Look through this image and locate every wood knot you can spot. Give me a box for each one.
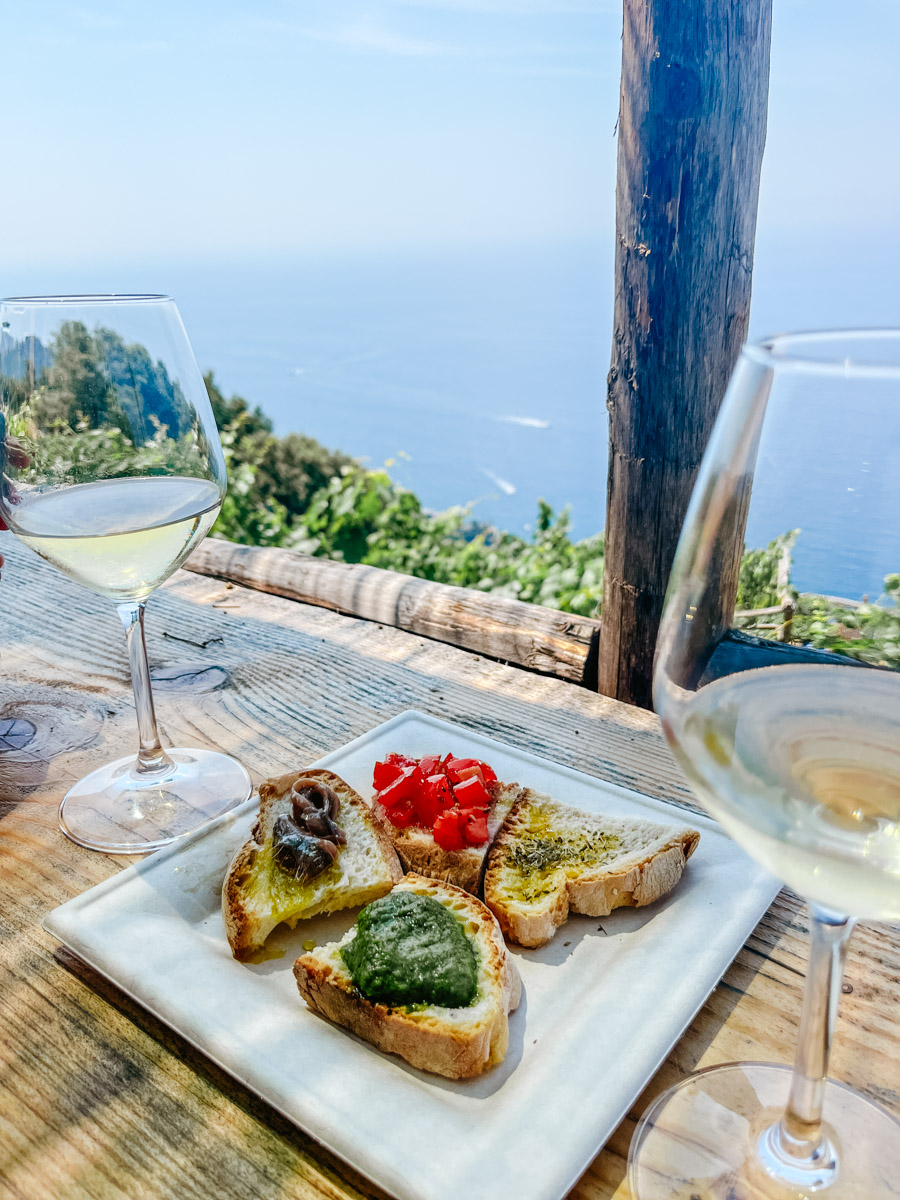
[0,718,36,753]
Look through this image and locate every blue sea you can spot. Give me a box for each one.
[5,234,899,598]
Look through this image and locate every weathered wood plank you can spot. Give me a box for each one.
[183,537,602,685]
[0,537,896,1200]
[598,0,773,707]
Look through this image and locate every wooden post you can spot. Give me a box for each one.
[597,0,773,708]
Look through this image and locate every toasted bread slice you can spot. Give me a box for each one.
[484,790,700,947]
[294,873,522,1079]
[373,780,523,894]
[223,768,403,962]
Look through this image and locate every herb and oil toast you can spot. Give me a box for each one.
[294,873,522,1079]
[223,768,402,962]
[483,790,700,947]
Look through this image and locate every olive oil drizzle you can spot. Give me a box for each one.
[501,807,621,903]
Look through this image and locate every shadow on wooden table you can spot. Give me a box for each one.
[51,945,393,1200]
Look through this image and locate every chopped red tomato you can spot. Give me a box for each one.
[416,773,454,826]
[384,801,417,828]
[372,753,416,792]
[418,753,442,777]
[462,810,489,846]
[452,774,491,811]
[445,756,497,787]
[443,756,477,783]
[478,761,497,785]
[376,763,423,809]
[454,763,486,788]
[433,808,466,851]
[372,751,497,846]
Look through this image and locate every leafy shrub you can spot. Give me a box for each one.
[288,466,605,615]
[736,532,900,667]
[788,583,900,668]
[204,373,353,548]
[736,531,797,610]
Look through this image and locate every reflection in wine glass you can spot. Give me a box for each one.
[629,331,900,1198]
[0,295,251,852]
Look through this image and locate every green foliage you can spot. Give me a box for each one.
[27,321,192,440]
[736,530,797,610]
[208,369,898,647]
[788,583,900,668]
[10,349,896,650]
[9,405,210,488]
[288,466,605,615]
[737,535,900,667]
[203,373,354,547]
[2,323,214,485]
[214,419,293,548]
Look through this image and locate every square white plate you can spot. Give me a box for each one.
[45,711,779,1200]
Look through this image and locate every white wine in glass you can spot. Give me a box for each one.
[0,294,251,853]
[14,475,223,600]
[631,330,900,1198]
[669,663,900,922]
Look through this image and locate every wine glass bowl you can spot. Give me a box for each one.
[629,330,900,1198]
[1,294,225,600]
[0,294,251,852]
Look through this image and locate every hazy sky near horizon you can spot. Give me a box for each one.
[1,0,897,268]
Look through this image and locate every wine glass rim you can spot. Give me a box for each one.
[744,328,900,376]
[0,293,174,305]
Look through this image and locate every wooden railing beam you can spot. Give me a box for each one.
[184,539,602,685]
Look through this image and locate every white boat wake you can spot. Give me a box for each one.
[479,468,517,496]
[494,415,550,429]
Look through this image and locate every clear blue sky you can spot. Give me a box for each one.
[1,0,897,268]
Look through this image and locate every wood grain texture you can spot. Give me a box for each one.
[598,0,773,707]
[0,537,897,1200]
[184,538,602,685]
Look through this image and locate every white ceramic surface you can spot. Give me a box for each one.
[44,710,780,1200]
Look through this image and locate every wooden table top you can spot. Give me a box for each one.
[1,537,897,1200]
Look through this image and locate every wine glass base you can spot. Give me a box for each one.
[627,1062,900,1199]
[58,748,252,853]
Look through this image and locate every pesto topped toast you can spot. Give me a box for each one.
[223,768,403,962]
[294,872,522,1079]
[483,789,700,947]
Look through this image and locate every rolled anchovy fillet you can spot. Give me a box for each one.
[272,777,348,882]
[272,815,339,881]
[291,780,346,843]
[292,779,342,822]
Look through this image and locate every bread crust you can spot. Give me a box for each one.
[294,873,522,1079]
[373,780,523,894]
[223,768,402,962]
[484,791,700,948]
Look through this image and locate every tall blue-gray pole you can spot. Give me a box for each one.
[597,0,773,707]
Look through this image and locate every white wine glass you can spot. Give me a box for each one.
[630,330,900,1197]
[0,294,251,852]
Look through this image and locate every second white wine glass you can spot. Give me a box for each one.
[0,294,251,852]
[631,330,900,1198]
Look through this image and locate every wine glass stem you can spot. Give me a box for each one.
[771,904,855,1161]
[117,600,174,775]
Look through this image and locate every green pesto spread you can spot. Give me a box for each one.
[341,891,477,1009]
